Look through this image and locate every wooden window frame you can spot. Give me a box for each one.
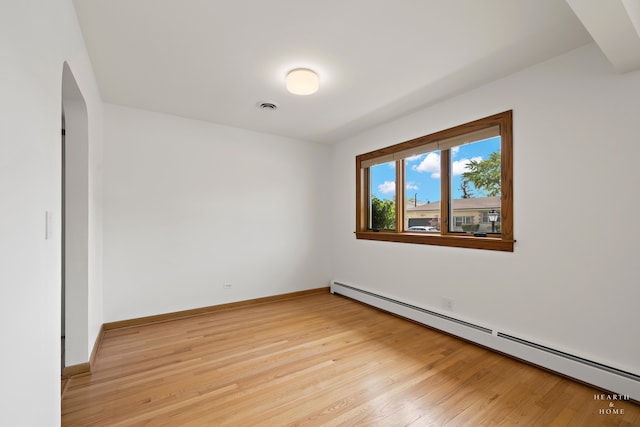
[355,110,514,252]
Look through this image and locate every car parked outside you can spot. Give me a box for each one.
[407,226,438,232]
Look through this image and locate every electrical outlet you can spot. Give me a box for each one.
[223,283,232,289]
[442,296,454,311]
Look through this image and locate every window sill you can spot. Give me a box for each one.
[355,231,514,252]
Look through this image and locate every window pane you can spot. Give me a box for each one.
[369,161,396,230]
[449,136,501,233]
[404,151,441,231]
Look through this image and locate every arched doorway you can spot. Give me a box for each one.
[61,62,89,370]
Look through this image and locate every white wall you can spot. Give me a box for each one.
[0,0,103,425]
[102,104,331,322]
[331,43,640,376]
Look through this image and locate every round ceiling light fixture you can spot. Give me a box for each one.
[286,68,319,95]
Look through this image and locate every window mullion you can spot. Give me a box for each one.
[440,149,451,235]
[361,166,369,231]
[396,159,404,232]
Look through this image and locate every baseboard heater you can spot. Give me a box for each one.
[330,281,639,401]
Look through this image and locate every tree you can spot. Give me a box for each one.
[371,196,395,230]
[461,151,501,197]
[459,181,474,199]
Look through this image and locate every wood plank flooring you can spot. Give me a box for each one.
[62,293,639,426]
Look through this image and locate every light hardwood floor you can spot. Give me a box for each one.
[62,292,639,426]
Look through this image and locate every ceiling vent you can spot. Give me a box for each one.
[257,102,277,110]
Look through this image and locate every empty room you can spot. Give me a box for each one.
[2,0,640,425]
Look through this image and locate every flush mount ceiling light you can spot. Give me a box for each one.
[286,68,319,95]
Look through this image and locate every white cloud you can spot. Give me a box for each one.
[410,152,485,177]
[378,181,396,194]
[452,156,483,176]
[412,152,441,178]
[406,182,419,191]
[405,154,424,162]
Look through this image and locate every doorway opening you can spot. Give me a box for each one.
[61,113,66,372]
[61,62,89,372]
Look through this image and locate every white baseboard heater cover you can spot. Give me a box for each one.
[330,281,639,401]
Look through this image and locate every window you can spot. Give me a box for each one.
[355,111,514,251]
[369,161,396,230]
[454,216,474,227]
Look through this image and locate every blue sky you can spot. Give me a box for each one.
[370,136,500,203]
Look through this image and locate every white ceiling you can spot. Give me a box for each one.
[72,0,639,143]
